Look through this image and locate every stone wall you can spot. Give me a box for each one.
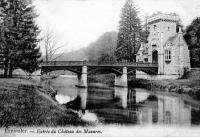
[136,70,179,80]
[163,39,179,75]
[163,33,190,76]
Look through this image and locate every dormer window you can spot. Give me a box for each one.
[166,42,172,47]
[165,50,171,62]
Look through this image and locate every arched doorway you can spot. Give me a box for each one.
[152,50,158,63]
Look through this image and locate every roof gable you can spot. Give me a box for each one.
[164,34,188,48]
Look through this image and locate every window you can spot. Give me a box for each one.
[152,50,158,63]
[166,111,171,124]
[165,50,171,61]
[168,26,170,31]
[154,25,157,31]
[144,58,148,62]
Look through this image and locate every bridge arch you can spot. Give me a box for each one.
[87,67,123,76]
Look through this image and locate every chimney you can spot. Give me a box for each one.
[178,26,183,34]
[178,26,183,43]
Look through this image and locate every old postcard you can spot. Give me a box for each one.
[0,0,200,137]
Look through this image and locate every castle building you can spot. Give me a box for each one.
[136,13,191,76]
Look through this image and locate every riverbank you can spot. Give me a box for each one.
[129,78,200,101]
[88,71,200,102]
[0,78,87,127]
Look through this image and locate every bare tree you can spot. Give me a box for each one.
[43,29,66,62]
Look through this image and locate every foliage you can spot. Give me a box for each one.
[184,17,200,68]
[115,0,143,62]
[0,0,42,76]
[86,31,118,62]
[57,31,117,62]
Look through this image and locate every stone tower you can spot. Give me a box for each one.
[136,13,191,78]
[147,13,180,74]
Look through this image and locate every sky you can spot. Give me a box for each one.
[34,0,200,53]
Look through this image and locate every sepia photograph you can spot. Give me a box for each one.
[0,0,200,137]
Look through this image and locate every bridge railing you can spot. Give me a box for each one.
[42,61,87,66]
[41,61,158,67]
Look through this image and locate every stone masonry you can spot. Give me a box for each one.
[136,13,191,76]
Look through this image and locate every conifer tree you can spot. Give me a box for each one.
[0,0,12,77]
[0,0,42,77]
[17,2,42,74]
[115,0,142,62]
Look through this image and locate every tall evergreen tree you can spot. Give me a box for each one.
[0,0,42,77]
[17,2,42,74]
[115,0,142,62]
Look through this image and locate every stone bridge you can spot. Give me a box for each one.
[41,61,158,88]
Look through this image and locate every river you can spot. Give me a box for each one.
[47,74,200,126]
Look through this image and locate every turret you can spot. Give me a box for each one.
[147,13,180,74]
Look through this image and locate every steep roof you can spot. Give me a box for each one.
[167,35,177,42]
[163,34,177,47]
[164,33,188,48]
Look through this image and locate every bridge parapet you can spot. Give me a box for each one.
[42,61,158,68]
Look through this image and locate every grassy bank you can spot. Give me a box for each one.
[88,72,200,102]
[129,78,200,100]
[0,78,87,127]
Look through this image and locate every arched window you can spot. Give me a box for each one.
[152,50,158,63]
[165,50,171,61]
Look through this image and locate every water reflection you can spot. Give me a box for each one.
[77,87,87,111]
[116,88,191,126]
[77,87,193,126]
[45,75,200,126]
[157,95,191,125]
[96,88,194,125]
[114,86,128,108]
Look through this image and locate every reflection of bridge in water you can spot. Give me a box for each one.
[41,61,158,88]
